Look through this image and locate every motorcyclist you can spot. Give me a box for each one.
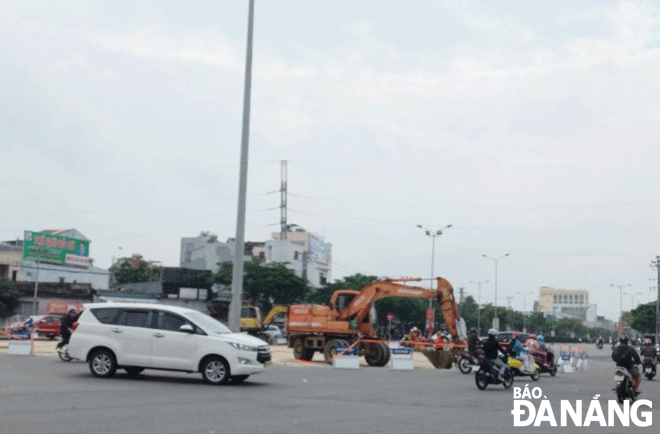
[525,333,540,352]
[536,334,553,367]
[467,328,481,357]
[56,309,79,351]
[597,336,604,348]
[612,335,642,395]
[484,328,508,379]
[640,338,657,362]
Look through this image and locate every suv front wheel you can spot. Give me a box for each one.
[89,349,117,378]
[201,356,230,385]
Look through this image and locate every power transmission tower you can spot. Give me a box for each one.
[280,160,288,239]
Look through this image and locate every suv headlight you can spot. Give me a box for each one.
[229,342,258,351]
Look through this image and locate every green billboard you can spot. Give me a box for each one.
[23,230,90,266]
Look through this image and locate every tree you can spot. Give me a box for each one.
[0,279,20,319]
[630,302,657,334]
[214,261,311,312]
[114,260,159,284]
[308,273,379,304]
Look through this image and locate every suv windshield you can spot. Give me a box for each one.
[183,311,232,334]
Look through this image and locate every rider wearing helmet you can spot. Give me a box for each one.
[525,333,540,352]
[467,328,481,357]
[640,338,657,361]
[612,335,642,395]
[484,328,508,378]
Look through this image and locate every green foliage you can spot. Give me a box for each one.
[214,261,311,312]
[114,260,160,284]
[0,279,20,319]
[308,273,378,304]
[630,302,657,334]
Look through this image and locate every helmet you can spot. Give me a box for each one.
[619,335,629,344]
[537,335,545,342]
[530,334,537,340]
[643,338,652,345]
[488,328,498,336]
[470,328,477,333]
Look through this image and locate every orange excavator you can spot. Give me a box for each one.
[286,277,465,368]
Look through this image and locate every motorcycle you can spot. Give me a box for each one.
[642,357,656,380]
[57,344,73,362]
[532,351,558,377]
[508,353,541,381]
[613,367,638,404]
[596,340,603,350]
[457,349,483,374]
[475,356,514,390]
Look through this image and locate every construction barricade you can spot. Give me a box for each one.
[389,345,414,371]
[332,343,360,370]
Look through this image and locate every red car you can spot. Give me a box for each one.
[34,315,64,339]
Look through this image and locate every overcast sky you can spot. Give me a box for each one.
[2,0,659,322]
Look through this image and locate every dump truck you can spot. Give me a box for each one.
[286,277,465,367]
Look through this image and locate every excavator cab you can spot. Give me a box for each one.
[330,290,359,314]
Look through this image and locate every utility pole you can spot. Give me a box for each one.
[280,160,288,240]
[471,280,489,335]
[651,257,660,345]
[229,0,255,332]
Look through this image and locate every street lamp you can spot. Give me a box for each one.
[471,280,489,335]
[611,283,631,320]
[624,292,641,310]
[417,224,452,308]
[482,253,510,329]
[517,291,532,332]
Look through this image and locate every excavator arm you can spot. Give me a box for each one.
[335,277,462,343]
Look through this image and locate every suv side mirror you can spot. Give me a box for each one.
[179,324,194,333]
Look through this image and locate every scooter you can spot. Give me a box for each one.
[57,344,73,361]
[642,357,656,380]
[532,351,558,377]
[508,354,541,381]
[613,367,638,404]
[475,355,514,390]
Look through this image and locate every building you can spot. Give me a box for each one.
[179,228,332,290]
[538,285,592,321]
[19,229,109,290]
[180,232,233,272]
[0,239,22,281]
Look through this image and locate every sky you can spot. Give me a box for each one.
[1,0,659,322]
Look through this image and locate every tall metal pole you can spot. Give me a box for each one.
[417,224,452,308]
[518,291,532,332]
[471,280,488,335]
[610,283,631,324]
[652,257,660,345]
[483,253,509,329]
[229,0,255,332]
[32,261,40,315]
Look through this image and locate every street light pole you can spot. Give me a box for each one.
[611,283,631,322]
[471,280,489,335]
[417,224,452,308]
[517,291,532,332]
[624,292,641,310]
[482,253,510,330]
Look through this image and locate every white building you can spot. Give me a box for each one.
[179,229,332,289]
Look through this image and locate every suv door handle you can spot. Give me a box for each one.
[153,333,164,338]
[111,328,122,333]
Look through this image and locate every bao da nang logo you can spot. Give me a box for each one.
[512,385,652,427]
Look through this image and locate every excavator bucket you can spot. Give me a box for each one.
[420,349,454,369]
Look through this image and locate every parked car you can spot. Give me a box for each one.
[496,331,530,343]
[261,325,286,345]
[34,314,64,339]
[68,303,271,385]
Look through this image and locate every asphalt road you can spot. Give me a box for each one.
[1,346,658,434]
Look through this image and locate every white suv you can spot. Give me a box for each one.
[68,303,270,385]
